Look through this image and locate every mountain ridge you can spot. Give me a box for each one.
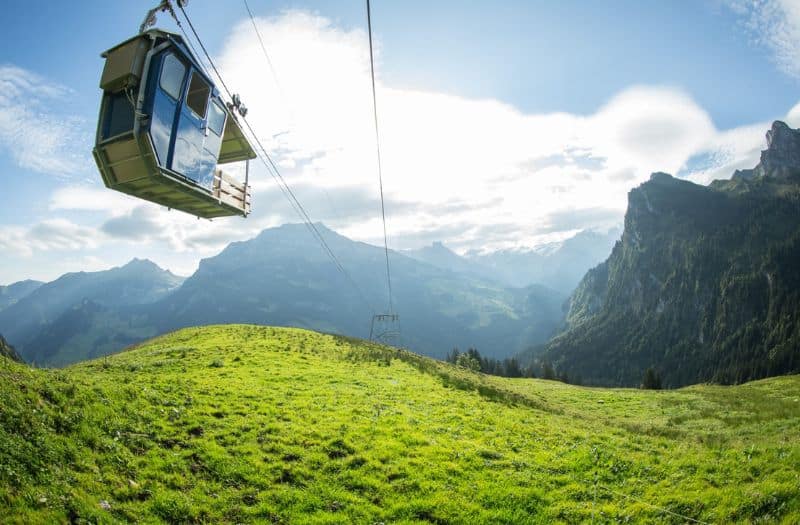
[2,225,566,366]
[0,279,44,311]
[522,121,800,387]
[0,258,183,365]
[0,333,21,362]
[403,228,620,294]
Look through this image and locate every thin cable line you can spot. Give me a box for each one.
[242,0,287,103]
[366,0,394,313]
[177,4,234,99]
[240,117,376,312]
[172,4,376,313]
[239,0,374,310]
[598,485,710,524]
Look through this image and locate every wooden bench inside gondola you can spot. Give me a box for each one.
[92,29,256,218]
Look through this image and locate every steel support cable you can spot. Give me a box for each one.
[177,4,235,100]
[172,4,376,313]
[365,0,394,313]
[239,1,377,312]
[240,0,393,316]
[242,0,288,104]
[241,118,377,312]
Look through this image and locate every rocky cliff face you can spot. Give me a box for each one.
[521,121,800,387]
[735,120,800,180]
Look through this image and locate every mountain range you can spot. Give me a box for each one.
[4,121,799,387]
[0,259,183,366]
[523,121,800,387]
[0,279,43,310]
[0,225,592,366]
[403,228,619,294]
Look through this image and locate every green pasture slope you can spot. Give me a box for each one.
[1,325,799,523]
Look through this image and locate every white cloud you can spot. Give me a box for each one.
[0,65,90,177]
[211,10,786,252]
[99,204,265,253]
[0,219,101,257]
[49,185,140,215]
[4,9,796,285]
[682,122,768,184]
[726,0,800,78]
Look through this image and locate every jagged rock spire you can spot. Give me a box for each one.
[732,121,800,180]
[755,120,800,178]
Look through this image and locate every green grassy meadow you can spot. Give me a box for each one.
[1,325,799,523]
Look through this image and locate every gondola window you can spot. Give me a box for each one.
[186,72,210,118]
[160,54,186,101]
[208,101,226,136]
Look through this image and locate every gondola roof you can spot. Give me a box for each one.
[100,29,256,164]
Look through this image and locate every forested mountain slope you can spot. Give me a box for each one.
[524,121,800,387]
[0,260,183,365]
[0,280,43,311]
[0,334,21,362]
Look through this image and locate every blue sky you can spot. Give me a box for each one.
[1,0,799,283]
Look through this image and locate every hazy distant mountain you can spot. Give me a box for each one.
[404,229,620,294]
[0,259,183,364]
[522,121,800,387]
[0,280,43,311]
[1,225,566,366]
[154,224,566,360]
[403,242,492,279]
[467,229,620,292]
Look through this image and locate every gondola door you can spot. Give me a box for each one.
[172,68,217,189]
[150,52,187,170]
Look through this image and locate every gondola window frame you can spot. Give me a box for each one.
[159,52,187,101]
[208,100,226,136]
[186,71,211,119]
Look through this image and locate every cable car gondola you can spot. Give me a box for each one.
[93,28,256,218]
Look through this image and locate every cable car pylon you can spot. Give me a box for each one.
[363,0,400,348]
[369,313,400,347]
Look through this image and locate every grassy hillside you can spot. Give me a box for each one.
[1,326,799,523]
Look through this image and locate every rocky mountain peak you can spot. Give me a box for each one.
[755,120,800,178]
[649,171,674,182]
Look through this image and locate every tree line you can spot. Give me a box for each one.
[444,347,663,389]
[444,348,541,379]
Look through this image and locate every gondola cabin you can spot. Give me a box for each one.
[93,29,256,218]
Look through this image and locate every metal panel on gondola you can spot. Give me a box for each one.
[92,29,256,218]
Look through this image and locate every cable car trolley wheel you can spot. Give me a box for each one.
[92,26,256,219]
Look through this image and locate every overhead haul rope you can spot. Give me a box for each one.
[240,0,395,316]
[242,0,287,106]
[365,0,395,313]
[173,4,376,313]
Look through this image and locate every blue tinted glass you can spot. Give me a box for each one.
[159,54,186,100]
[209,101,226,136]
